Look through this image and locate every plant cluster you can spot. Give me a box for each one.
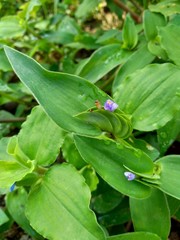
[0,0,180,239]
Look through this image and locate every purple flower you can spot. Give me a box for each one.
[124,172,136,181]
[104,99,118,112]
[10,183,15,192]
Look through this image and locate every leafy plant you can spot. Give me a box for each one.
[0,0,180,239]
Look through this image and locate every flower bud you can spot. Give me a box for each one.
[124,172,136,181]
[104,99,118,112]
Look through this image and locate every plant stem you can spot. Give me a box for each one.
[113,0,141,23]
[143,0,148,9]
[0,117,26,123]
[129,0,143,12]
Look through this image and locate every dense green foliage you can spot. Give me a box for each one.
[0,0,180,239]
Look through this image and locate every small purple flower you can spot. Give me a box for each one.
[104,99,118,112]
[124,172,136,181]
[10,183,15,192]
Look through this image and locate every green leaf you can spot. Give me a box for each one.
[74,135,153,199]
[149,0,180,17]
[0,137,35,188]
[0,137,14,161]
[143,10,166,41]
[62,134,86,169]
[0,208,9,226]
[0,16,25,39]
[169,14,180,25]
[75,0,100,19]
[157,111,180,155]
[126,136,159,161]
[148,38,168,60]
[77,44,131,83]
[113,44,155,92]
[80,165,99,192]
[98,199,131,227]
[130,189,170,240]
[96,29,121,45]
[47,16,80,45]
[159,24,180,66]
[4,46,111,136]
[0,160,34,188]
[0,48,12,71]
[26,164,105,240]
[107,232,161,240]
[6,188,43,239]
[114,63,180,131]
[21,0,42,20]
[155,155,180,199]
[122,14,138,50]
[18,106,65,166]
[76,109,133,139]
[175,207,180,220]
[166,195,180,216]
[76,110,113,133]
[92,188,123,214]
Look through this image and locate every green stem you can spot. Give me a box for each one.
[54,0,58,15]
[129,0,143,12]
[143,0,148,9]
[0,117,26,123]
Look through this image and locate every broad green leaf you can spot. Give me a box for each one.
[0,80,12,93]
[159,24,180,66]
[76,109,133,139]
[0,111,16,134]
[47,16,80,44]
[75,0,100,19]
[6,188,43,239]
[80,165,99,192]
[4,46,111,136]
[143,10,166,41]
[0,137,35,188]
[149,0,180,17]
[166,195,180,216]
[175,207,180,220]
[169,14,180,25]
[92,188,123,214]
[96,29,121,45]
[0,159,34,188]
[122,14,138,50]
[0,49,12,71]
[114,63,180,131]
[157,111,180,155]
[155,155,180,199]
[74,135,153,199]
[77,44,131,83]
[18,106,65,166]
[113,44,154,92]
[0,16,25,39]
[98,199,131,227]
[62,134,86,169]
[0,208,9,226]
[26,164,105,240]
[107,232,161,240]
[19,0,42,20]
[0,137,13,161]
[126,136,159,161]
[148,38,168,60]
[130,189,170,240]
